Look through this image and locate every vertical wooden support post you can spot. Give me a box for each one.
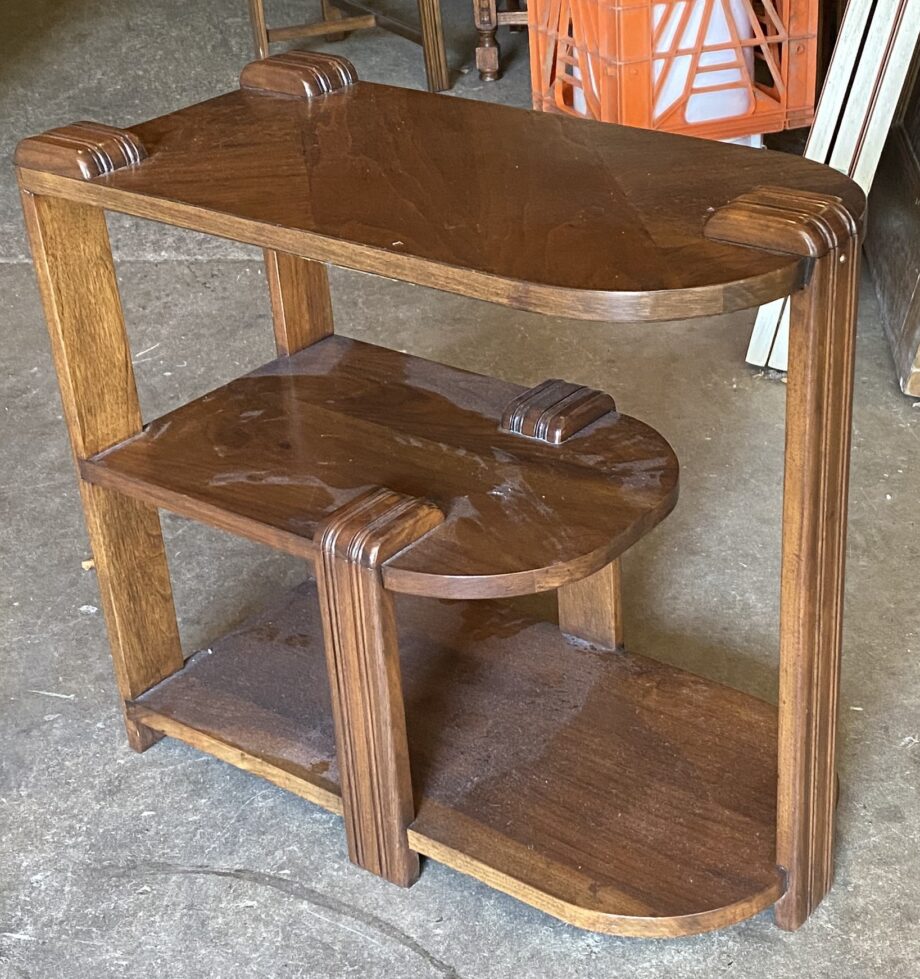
[247,0,270,59]
[558,559,624,650]
[20,190,184,752]
[705,187,861,930]
[417,0,450,92]
[314,488,444,885]
[473,0,500,81]
[263,250,335,356]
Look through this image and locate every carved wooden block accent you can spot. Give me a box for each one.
[240,51,358,99]
[314,487,444,886]
[15,122,146,181]
[708,184,861,931]
[704,186,860,258]
[500,378,616,444]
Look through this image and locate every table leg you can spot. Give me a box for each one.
[314,488,444,886]
[263,251,335,356]
[558,559,624,650]
[21,191,183,751]
[705,187,861,930]
[775,208,860,931]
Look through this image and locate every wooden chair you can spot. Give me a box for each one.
[247,0,451,91]
[473,0,527,80]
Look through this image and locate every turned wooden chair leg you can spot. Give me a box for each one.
[247,0,270,59]
[314,488,444,885]
[474,0,501,81]
[263,251,335,356]
[21,191,183,752]
[705,186,861,930]
[558,559,624,650]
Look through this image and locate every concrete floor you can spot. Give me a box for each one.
[2,3,919,977]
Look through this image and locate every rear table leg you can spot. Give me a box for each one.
[558,559,624,650]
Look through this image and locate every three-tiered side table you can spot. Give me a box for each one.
[18,52,864,938]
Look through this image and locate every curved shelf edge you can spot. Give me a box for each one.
[17,166,809,323]
[407,826,784,938]
[382,487,680,598]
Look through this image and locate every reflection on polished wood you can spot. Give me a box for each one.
[81,336,678,599]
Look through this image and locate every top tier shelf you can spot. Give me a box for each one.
[15,56,865,322]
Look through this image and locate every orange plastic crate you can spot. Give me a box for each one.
[528,0,818,140]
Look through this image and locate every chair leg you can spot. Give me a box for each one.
[247,0,270,59]
[473,0,500,81]
[320,0,349,42]
[417,0,450,92]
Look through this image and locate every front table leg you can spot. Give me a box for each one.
[314,488,444,886]
[705,187,861,929]
[21,191,184,751]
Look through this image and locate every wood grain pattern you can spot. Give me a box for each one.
[21,191,182,750]
[263,250,334,355]
[240,51,358,99]
[557,558,624,650]
[500,378,616,444]
[314,488,443,884]
[706,186,861,930]
[79,336,679,599]
[15,122,146,181]
[131,581,783,936]
[16,82,866,321]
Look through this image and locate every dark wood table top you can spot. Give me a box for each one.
[17,75,865,322]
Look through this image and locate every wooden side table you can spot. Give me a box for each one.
[17,52,865,938]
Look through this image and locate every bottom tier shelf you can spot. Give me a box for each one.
[130,582,783,937]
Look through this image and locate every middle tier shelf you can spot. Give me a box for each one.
[81,335,679,598]
[130,581,783,938]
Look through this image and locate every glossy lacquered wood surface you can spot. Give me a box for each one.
[81,335,679,598]
[131,582,783,937]
[18,79,864,320]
